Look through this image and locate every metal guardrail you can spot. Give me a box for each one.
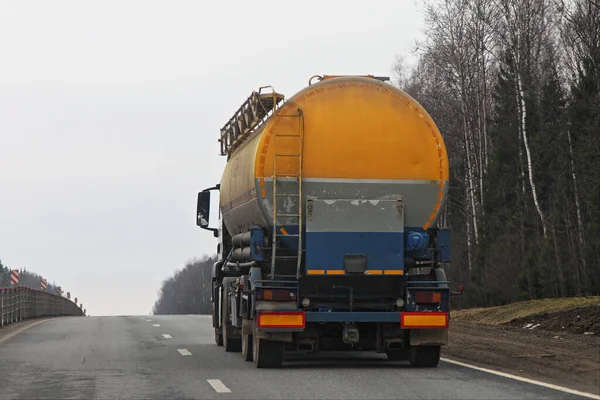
[0,286,84,328]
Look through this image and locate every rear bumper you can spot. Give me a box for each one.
[255,310,449,346]
[258,310,448,327]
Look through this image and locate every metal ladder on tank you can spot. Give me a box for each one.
[270,107,304,280]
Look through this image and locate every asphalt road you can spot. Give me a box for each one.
[0,315,593,399]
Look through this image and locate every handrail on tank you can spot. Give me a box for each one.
[308,75,323,85]
[309,75,390,85]
[218,86,285,156]
[257,86,277,95]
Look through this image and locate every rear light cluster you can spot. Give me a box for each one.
[414,291,442,304]
[255,289,296,301]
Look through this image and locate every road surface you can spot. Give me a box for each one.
[0,315,594,399]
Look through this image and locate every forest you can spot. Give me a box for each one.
[395,0,598,306]
[153,0,598,314]
[152,256,215,315]
[0,258,61,294]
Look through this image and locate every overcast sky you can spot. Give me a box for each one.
[0,0,425,316]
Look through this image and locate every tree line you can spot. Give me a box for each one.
[395,0,599,306]
[152,256,215,315]
[0,258,62,294]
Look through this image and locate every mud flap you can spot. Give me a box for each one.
[410,328,448,346]
[254,330,294,343]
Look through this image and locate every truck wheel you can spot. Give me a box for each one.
[242,333,253,361]
[253,334,284,368]
[215,329,223,346]
[224,328,242,352]
[386,350,407,361]
[408,345,440,367]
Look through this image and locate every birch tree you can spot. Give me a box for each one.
[394,0,599,305]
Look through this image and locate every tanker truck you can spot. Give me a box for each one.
[196,74,457,368]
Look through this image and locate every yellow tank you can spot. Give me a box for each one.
[219,75,449,236]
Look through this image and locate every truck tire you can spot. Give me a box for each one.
[215,329,223,346]
[408,345,440,367]
[221,280,242,352]
[253,334,284,368]
[242,333,253,361]
[223,326,242,352]
[386,350,407,361]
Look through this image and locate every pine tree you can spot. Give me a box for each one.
[568,53,600,294]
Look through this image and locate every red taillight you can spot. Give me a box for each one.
[414,291,442,304]
[257,289,294,301]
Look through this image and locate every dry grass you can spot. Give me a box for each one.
[451,296,600,325]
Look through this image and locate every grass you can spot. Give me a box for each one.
[451,296,600,325]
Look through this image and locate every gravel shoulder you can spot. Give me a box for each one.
[445,298,600,395]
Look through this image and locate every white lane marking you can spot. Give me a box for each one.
[153,324,161,327]
[177,349,192,356]
[207,379,231,393]
[441,358,600,400]
[162,334,172,339]
[145,319,152,322]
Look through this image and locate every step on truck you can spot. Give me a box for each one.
[196,74,459,368]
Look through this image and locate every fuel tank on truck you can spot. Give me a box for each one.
[219,75,449,257]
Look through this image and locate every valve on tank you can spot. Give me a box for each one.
[406,231,430,252]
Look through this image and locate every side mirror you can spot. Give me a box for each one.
[197,191,211,228]
[196,188,219,237]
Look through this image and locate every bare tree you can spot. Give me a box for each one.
[394,0,599,305]
[153,256,215,315]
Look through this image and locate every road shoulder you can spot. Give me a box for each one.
[444,320,600,396]
[0,317,56,344]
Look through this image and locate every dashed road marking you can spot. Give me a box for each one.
[207,379,231,393]
[441,358,600,400]
[162,334,172,339]
[145,319,152,322]
[177,349,192,356]
[153,324,160,327]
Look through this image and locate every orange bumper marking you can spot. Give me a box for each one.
[401,312,449,329]
[306,270,403,275]
[384,270,404,275]
[307,270,325,275]
[326,270,345,275]
[257,312,305,329]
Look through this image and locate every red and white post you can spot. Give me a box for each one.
[10,270,19,285]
